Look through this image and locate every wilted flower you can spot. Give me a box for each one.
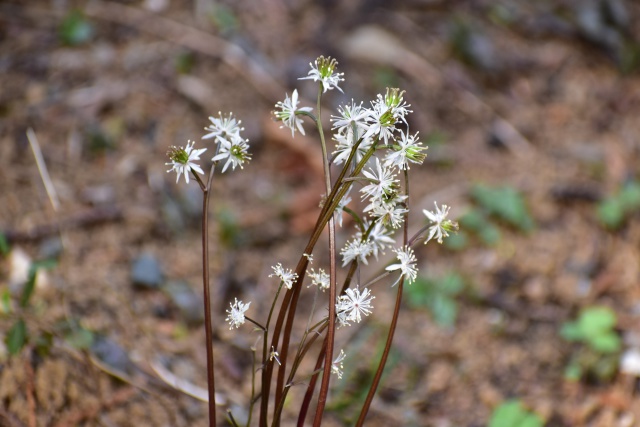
[166,140,207,184]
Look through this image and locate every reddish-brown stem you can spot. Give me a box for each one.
[194,171,217,427]
[355,169,411,426]
[297,339,327,427]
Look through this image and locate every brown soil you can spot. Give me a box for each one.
[1,1,640,426]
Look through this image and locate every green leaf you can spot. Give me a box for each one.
[597,198,625,229]
[619,181,640,211]
[0,289,11,314]
[6,319,27,355]
[438,273,464,295]
[443,231,468,250]
[430,293,458,327]
[0,232,9,256]
[520,414,544,427]
[459,209,487,232]
[489,400,525,427]
[471,185,535,232]
[564,361,582,381]
[560,322,582,341]
[59,10,94,46]
[578,307,616,336]
[65,327,95,350]
[20,268,37,308]
[588,333,621,354]
[489,400,543,427]
[478,223,501,245]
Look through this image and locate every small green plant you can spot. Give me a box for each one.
[3,259,57,355]
[597,180,640,229]
[405,272,465,328]
[560,306,621,381]
[489,399,544,427]
[446,184,532,250]
[471,184,535,232]
[59,10,94,46]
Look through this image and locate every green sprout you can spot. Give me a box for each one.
[560,306,621,382]
[405,273,465,328]
[489,400,544,427]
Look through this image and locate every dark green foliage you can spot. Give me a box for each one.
[6,319,27,355]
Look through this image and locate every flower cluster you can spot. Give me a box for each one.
[166,113,251,183]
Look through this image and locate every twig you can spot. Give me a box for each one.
[27,128,60,211]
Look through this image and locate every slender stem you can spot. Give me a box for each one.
[355,169,410,426]
[264,136,376,427]
[312,83,338,427]
[194,171,217,427]
[247,346,257,427]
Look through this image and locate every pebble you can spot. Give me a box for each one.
[162,281,204,325]
[131,253,163,289]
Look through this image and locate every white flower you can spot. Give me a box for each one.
[211,135,251,173]
[331,100,371,139]
[336,287,375,325]
[360,158,398,201]
[357,221,395,260]
[384,130,427,170]
[332,349,346,379]
[270,263,298,289]
[365,195,408,229]
[203,112,244,141]
[166,140,207,184]
[386,246,418,285]
[332,132,374,166]
[274,89,313,137]
[423,202,457,244]
[226,298,250,329]
[340,238,373,267]
[299,56,344,93]
[307,268,330,291]
[380,87,412,124]
[363,100,397,145]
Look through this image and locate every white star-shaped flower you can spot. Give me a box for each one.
[202,112,244,141]
[331,349,346,379]
[335,287,375,326]
[299,56,344,93]
[274,89,313,137]
[211,135,251,173]
[423,202,457,244]
[307,268,330,291]
[166,140,207,184]
[386,246,418,285]
[360,158,398,201]
[270,263,298,289]
[384,130,427,170]
[340,238,373,267]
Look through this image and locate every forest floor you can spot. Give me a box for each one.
[1,1,640,426]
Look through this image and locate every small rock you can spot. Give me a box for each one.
[162,281,204,325]
[620,348,640,376]
[91,336,137,376]
[131,253,163,289]
[38,237,63,260]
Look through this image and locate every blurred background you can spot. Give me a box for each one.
[1,0,640,426]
